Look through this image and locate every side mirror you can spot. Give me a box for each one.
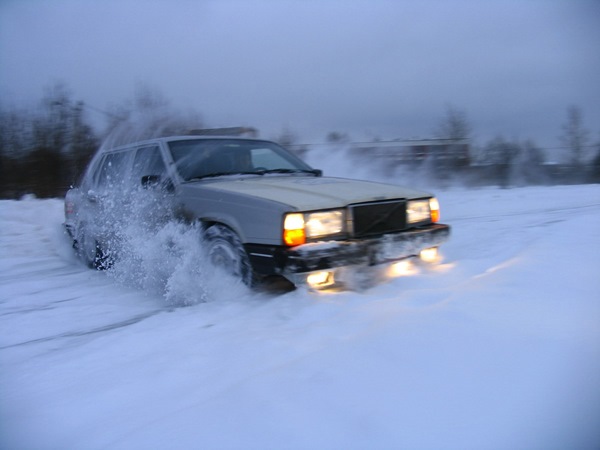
[141,175,175,193]
[86,189,99,202]
[141,175,161,189]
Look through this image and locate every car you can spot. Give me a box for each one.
[64,135,450,290]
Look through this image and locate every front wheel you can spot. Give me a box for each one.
[204,225,254,286]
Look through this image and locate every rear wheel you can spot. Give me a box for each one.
[76,225,111,269]
[205,225,254,286]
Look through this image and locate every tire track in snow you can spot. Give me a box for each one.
[0,309,167,350]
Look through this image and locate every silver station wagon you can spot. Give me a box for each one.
[64,135,450,290]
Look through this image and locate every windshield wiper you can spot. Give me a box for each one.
[257,168,322,176]
[187,171,265,181]
[186,168,321,181]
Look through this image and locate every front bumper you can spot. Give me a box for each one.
[284,223,450,274]
[246,223,450,282]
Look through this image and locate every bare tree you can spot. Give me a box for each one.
[433,104,472,172]
[591,134,600,182]
[435,104,471,140]
[560,105,590,166]
[0,105,31,159]
[481,136,519,165]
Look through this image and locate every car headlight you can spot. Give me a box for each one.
[407,198,440,224]
[283,210,344,246]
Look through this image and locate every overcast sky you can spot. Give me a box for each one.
[1,0,599,150]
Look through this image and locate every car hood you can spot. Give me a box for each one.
[189,175,431,211]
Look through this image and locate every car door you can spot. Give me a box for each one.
[131,145,170,189]
[129,145,176,226]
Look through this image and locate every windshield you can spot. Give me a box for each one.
[168,139,317,181]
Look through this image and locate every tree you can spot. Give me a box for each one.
[479,136,521,187]
[480,136,519,166]
[590,135,600,182]
[0,106,31,159]
[68,101,99,183]
[512,139,546,185]
[433,104,472,172]
[0,106,32,197]
[435,104,471,141]
[560,105,590,166]
[478,137,548,187]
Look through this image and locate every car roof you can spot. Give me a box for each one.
[100,135,272,153]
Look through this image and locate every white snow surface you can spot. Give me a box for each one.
[1,185,600,449]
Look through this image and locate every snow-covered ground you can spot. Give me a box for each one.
[1,183,599,449]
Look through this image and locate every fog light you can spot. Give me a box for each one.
[419,247,439,263]
[387,260,414,277]
[306,271,335,288]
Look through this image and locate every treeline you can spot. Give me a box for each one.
[0,83,202,199]
[471,134,600,188]
[1,84,99,198]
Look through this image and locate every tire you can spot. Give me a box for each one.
[204,224,254,286]
[75,225,111,270]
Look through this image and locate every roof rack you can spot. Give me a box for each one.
[187,127,258,137]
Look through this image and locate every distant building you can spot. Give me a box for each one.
[349,138,470,165]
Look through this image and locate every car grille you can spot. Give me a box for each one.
[349,199,407,237]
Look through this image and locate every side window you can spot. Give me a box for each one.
[79,155,103,190]
[95,152,130,191]
[131,146,168,186]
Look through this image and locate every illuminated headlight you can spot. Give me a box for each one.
[305,210,344,238]
[283,210,344,246]
[407,199,431,224]
[407,198,440,224]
